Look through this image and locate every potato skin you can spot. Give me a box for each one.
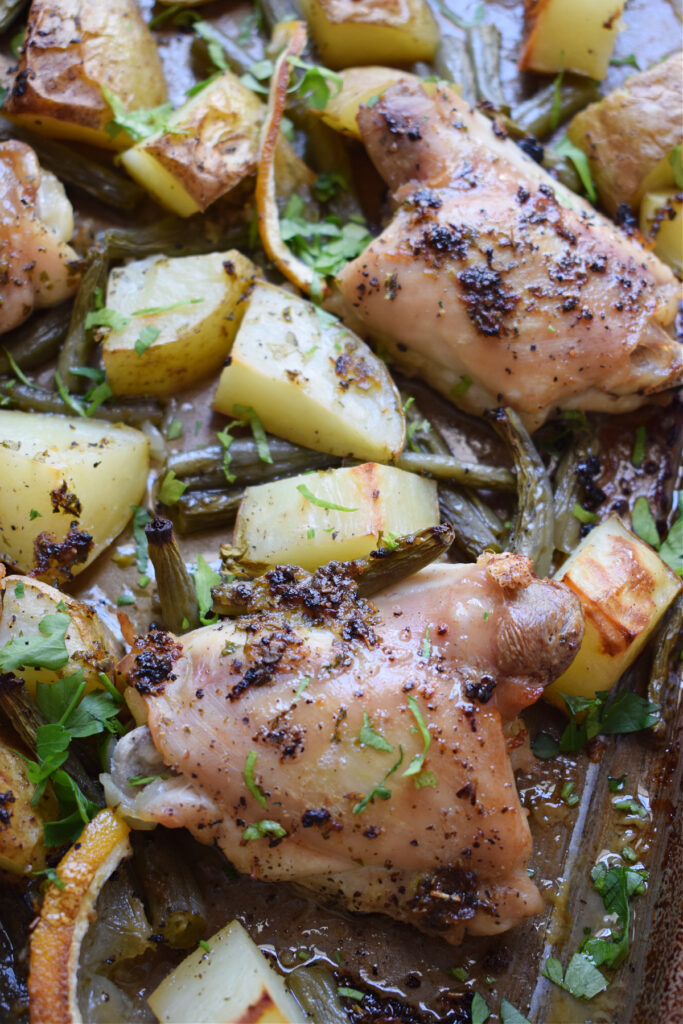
[568,52,683,215]
[3,0,167,149]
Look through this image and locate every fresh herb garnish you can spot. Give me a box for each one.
[166,418,183,440]
[614,796,647,818]
[101,86,175,142]
[133,298,203,317]
[158,470,187,506]
[131,505,152,574]
[279,194,372,290]
[631,496,660,548]
[54,371,85,418]
[532,689,658,758]
[198,939,213,953]
[579,862,648,968]
[292,677,310,704]
[127,774,169,786]
[244,750,267,808]
[14,581,24,598]
[403,696,431,778]
[232,404,272,464]
[631,425,646,468]
[287,56,342,109]
[353,745,404,814]
[451,374,473,398]
[500,1001,532,1024]
[421,626,431,659]
[242,819,287,841]
[84,307,130,332]
[572,502,599,524]
[29,510,42,520]
[610,54,640,68]
[608,774,626,792]
[33,866,65,890]
[296,483,358,512]
[359,712,393,752]
[313,170,348,202]
[561,780,579,807]
[193,554,221,626]
[0,612,70,671]
[337,987,364,1001]
[471,992,490,1024]
[134,325,161,356]
[543,953,607,1000]
[659,493,683,575]
[555,136,597,203]
[3,347,31,386]
[669,144,683,189]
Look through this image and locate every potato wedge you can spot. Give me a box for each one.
[545,517,682,708]
[102,250,256,397]
[316,66,420,138]
[234,463,439,571]
[567,53,683,214]
[0,411,148,577]
[149,919,305,1024]
[640,190,683,275]
[0,741,54,874]
[0,575,116,697]
[2,0,167,150]
[519,0,625,80]
[299,0,439,69]
[213,281,405,461]
[120,71,264,217]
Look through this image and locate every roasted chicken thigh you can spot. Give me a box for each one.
[335,82,682,429]
[107,552,584,944]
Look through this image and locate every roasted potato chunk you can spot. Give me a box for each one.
[519,0,625,80]
[0,742,54,874]
[120,71,264,217]
[567,52,683,214]
[299,0,439,69]
[2,0,167,150]
[640,190,683,275]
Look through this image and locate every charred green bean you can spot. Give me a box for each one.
[434,35,477,106]
[168,437,337,489]
[175,489,243,534]
[466,23,508,112]
[513,76,599,140]
[145,518,200,632]
[553,432,601,555]
[396,450,515,490]
[100,217,249,261]
[438,486,501,558]
[57,247,109,393]
[648,593,683,740]
[0,302,71,375]
[487,407,555,575]
[287,965,351,1024]
[133,830,207,950]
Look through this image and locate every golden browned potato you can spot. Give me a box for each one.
[0,742,54,875]
[299,0,439,69]
[519,0,625,79]
[640,190,682,275]
[2,0,167,150]
[567,52,683,215]
[120,71,264,217]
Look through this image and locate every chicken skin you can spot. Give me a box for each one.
[106,552,584,944]
[0,140,79,334]
[335,82,682,430]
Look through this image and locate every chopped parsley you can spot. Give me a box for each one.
[134,325,161,356]
[217,421,241,483]
[572,502,599,525]
[33,866,65,890]
[198,939,213,953]
[560,780,579,807]
[193,554,221,626]
[0,611,70,671]
[292,677,310,705]
[358,712,393,753]
[659,493,683,575]
[580,862,648,968]
[532,689,659,758]
[337,987,364,1002]
[84,307,130,332]
[101,86,175,142]
[166,418,183,440]
[554,136,597,203]
[244,750,267,808]
[296,483,358,512]
[352,745,404,814]
[631,425,646,468]
[130,505,152,575]
[133,298,203,317]
[242,819,287,841]
[54,371,85,418]
[232,404,272,464]
[14,581,24,598]
[543,953,607,1000]
[403,696,431,778]
[421,626,431,659]
[127,774,169,786]
[451,374,473,399]
[610,54,640,68]
[29,509,42,520]
[158,470,187,506]
[3,347,31,386]
[471,992,490,1024]
[631,496,660,548]
[287,56,342,109]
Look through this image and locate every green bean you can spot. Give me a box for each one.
[553,433,601,555]
[190,22,255,77]
[438,486,500,558]
[396,450,515,490]
[648,594,683,741]
[133,830,207,950]
[401,394,451,456]
[542,149,583,194]
[468,491,506,536]
[100,216,249,262]
[169,437,337,489]
[513,77,599,140]
[487,407,555,576]
[0,121,145,211]
[466,23,508,112]
[434,35,477,107]
[145,519,200,632]
[0,380,164,425]
[260,0,301,30]
[0,302,71,375]
[287,965,351,1024]
[0,673,103,805]
[57,248,109,393]
[0,0,27,32]
[211,525,455,614]
[175,489,243,534]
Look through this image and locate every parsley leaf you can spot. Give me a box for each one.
[572,502,599,524]
[134,325,161,356]
[631,496,660,548]
[232,404,272,464]
[244,750,267,808]
[660,493,683,575]
[359,712,393,753]
[580,863,648,968]
[403,696,431,778]
[555,136,597,203]
[193,554,221,626]
[0,612,70,671]
[242,819,287,841]
[353,745,404,814]
[610,54,640,69]
[337,986,364,1001]
[669,145,683,189]
[42,771,100,847]
[296,483,358,512]
[500,1000,532,1024]
[84,307,130,332]
[287,56,342,109]
[101,86,175,142]
[131,505,152,574]
[631,425,646,468]
[313,170,348,202]
[471,992,490,1024]
[166,418,183,441]
[158,470,187,506]
[194,19,229,72]
[543,953,607,1000]
[217,421,242,483]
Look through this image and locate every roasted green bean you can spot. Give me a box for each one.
[487,407,555,576]
[553,432,601,555]
[100,217,249,261]
[466,23,508,112]
[133,830,207,949]
[0,0,27,32]
[0,302,71,375]
[145,518,200,632]
[396,450,515,490]
[0,380,164,425]
[175,489,243,534]
[260,0,302,30]
[438,486,501,558]
[190,21,255,76]
[0,121,145,211]
[168,437,337,489]
[57,247,109,393]
[648,594,683,740]
[513,76,599,140]
[434,35,477,106]
[287,965,351,1024]
[542,148,583,194]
